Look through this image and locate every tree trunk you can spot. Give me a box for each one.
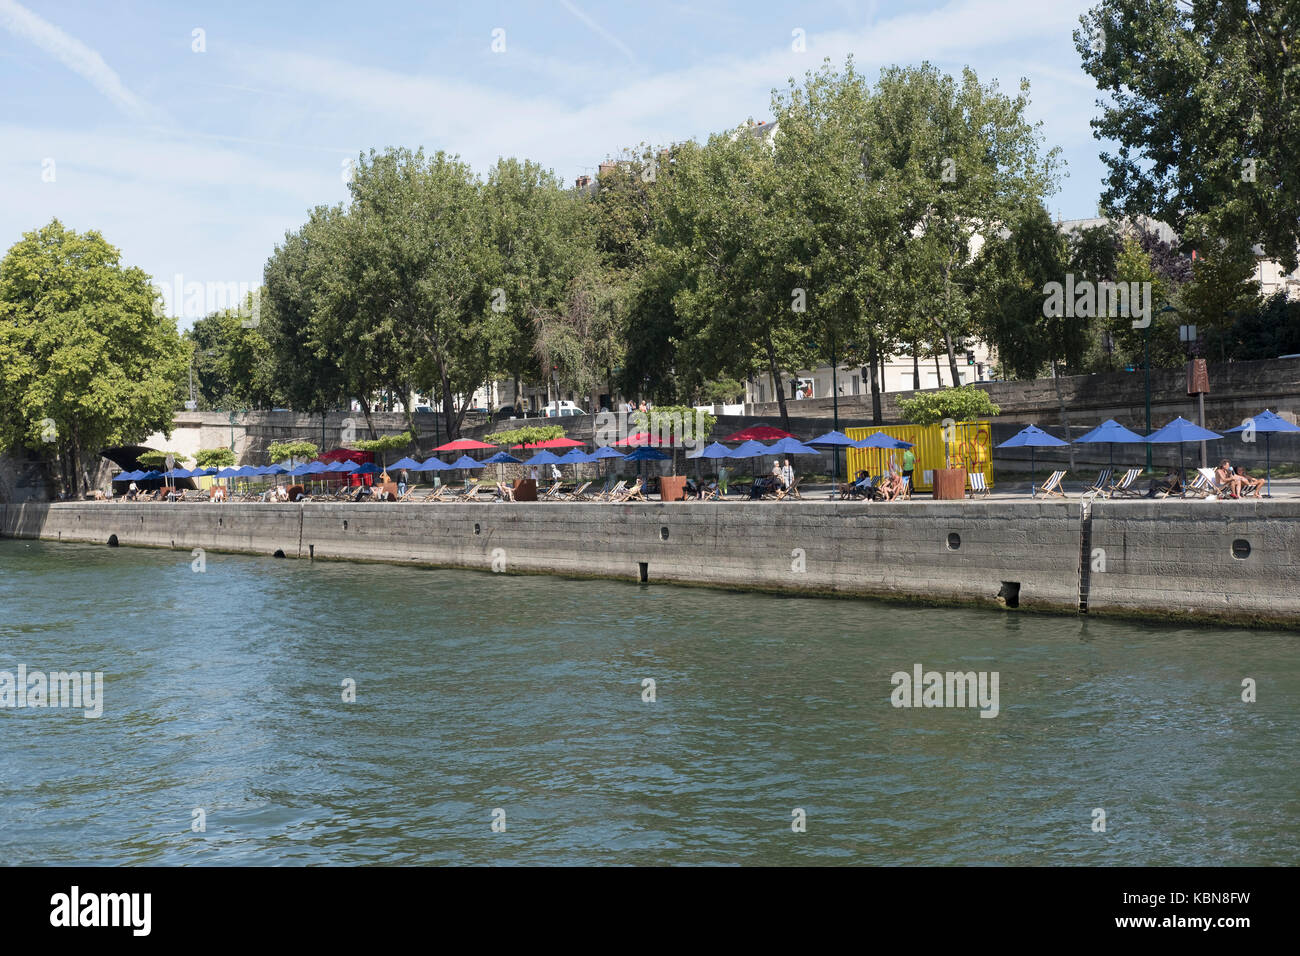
[912,341,920,392]
[943,327,962,388]
[764,335,790,432]
[934,353,943,388]
[438,368,459,441]
[360,402,378,441]
[1051,359,1076,472]
[867,333,882,424]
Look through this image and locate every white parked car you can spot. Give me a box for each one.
[543,401,584,417]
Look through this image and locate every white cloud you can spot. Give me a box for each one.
[0,0,163,123]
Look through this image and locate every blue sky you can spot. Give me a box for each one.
[1,0,1107,327]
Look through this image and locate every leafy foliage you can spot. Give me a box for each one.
[486,425,565,447]
[267,440,319,463]
[194,447,236,469]
[0,220,187,496]
[352,432,416,453]
[897,385,1001,425]
[137,450,188,470]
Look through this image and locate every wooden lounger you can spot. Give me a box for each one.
[1107,468,1142,498]
[773,476,802,500]
[1033,470,1067,499]
[594,479,626,502]
[610,479,643,502]
[422,485,451,501]
[562,481,593,501]
[1082,468,1113,499]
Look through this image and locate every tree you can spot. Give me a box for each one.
[1077,0,1300,271]
[897,385,1001,424]
[261,206,350,417]
[267,440,319,463]
[1179,241,1262,362]
[183,297,279,410]
[0,220,187,496]
[194,447,236,469]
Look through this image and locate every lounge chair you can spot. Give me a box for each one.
[493,481,515,502]
[421,485,451,502]
[610,478,643,502]
[397,484,424,502]
[1082,468,1113,499]
[562,481,593,501]
[774,476,802,500]
[539,481,563,501]
[968,472,991,499]
[454,480,484,501]
[1184,469,1220,499]
[595,479,626,502]
[1107,468,1142,498]
[1033,470,1067,499]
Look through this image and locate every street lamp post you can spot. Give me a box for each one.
[1144,305,1181,473]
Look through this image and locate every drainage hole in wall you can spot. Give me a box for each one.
[343,520,348,531]
[998,581,1021,608]
[1232,538,1251,559]
[273,550,286,559]
[638,562,648,583]
[947,532,961,550]
[107,535,119,548]
[660,526,669,541]
[474,523,481,535]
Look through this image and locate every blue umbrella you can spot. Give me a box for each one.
[523,450,564,466]
[1144,417,1223,492]
[388,456,424,472]
[450,455,486,469]
[264,464,290,475]
[356,462,382,475]
[854,432,913,449]
[1224,409,1300,497]
[112,471,136,482]
[765,437,822,457]
[1072,418,1146,469]
[730,439,769,457]
[484,452,523,464]
[139,470,163,480]
[233,465,260,477]
[997,425,1069,494]
[624,445,669,461]
[687,441,734,460]
[193,467,218,476]
[588,445,625,459]
[333,460,359,472]
[215,467,240,478]
[557,448,589,463]
[417,457,451,471]
[289,463,314,477]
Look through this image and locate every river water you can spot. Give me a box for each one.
[1,538,1295,865]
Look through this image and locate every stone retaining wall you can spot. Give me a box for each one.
[4,499,1296,628]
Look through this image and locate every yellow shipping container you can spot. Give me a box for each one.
[845,421,993,492]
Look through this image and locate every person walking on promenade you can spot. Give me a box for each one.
[398,469,409,498]
[781,458,794,490]
[717,464,729,496]
[902,447,915,490]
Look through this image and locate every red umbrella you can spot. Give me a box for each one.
[509,437,584,449]
[723,425,794,442]
[431,438,496,451]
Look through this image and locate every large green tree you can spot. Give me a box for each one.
[0,220,187,496]
[1077,0,1300,271]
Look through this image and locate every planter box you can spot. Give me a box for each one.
[932,468,967,500]
[659,476,688,502]
[512,478,538,502]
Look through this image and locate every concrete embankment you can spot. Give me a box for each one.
[2,500,1296,628]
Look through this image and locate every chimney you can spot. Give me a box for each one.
[575,174,592,190]
[598,161,618,179]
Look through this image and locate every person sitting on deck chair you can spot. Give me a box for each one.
[1144,467,1184,498]
[1234,465,1264,497]
[1215,459,1246,497]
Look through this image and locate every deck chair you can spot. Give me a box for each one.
[967,471,991,499]
[1107,468,1142,498]
[563,481,593,501]
[774,476,802,500]
[422,485,452,502]
[539,481,563,501]
[493,481,515,502]
[397,484,424,501]
[454,480,483,501]
[1183,469,1219,499]
[1033,470,1067,499]
[610,479,643,502]
[595,479,626,502]
[1082,468,1113,499]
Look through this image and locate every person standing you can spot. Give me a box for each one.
[781,458,794,490]
[902,447,915,490]
[717,464,729,496]
[398,469,409,498]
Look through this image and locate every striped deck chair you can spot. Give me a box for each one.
[563,481,593,501]
[967,472,991,499]
[1082,468,1113,499]
[1107,468,1142,498]
[1183,469,1217,499]
[773,476,802,500]
[594,479,626,502]
[454,480,484,501]
[1033,470,1067,499]
[610,478,643,502]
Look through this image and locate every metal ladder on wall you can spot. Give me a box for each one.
[1077,498,1094,613]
